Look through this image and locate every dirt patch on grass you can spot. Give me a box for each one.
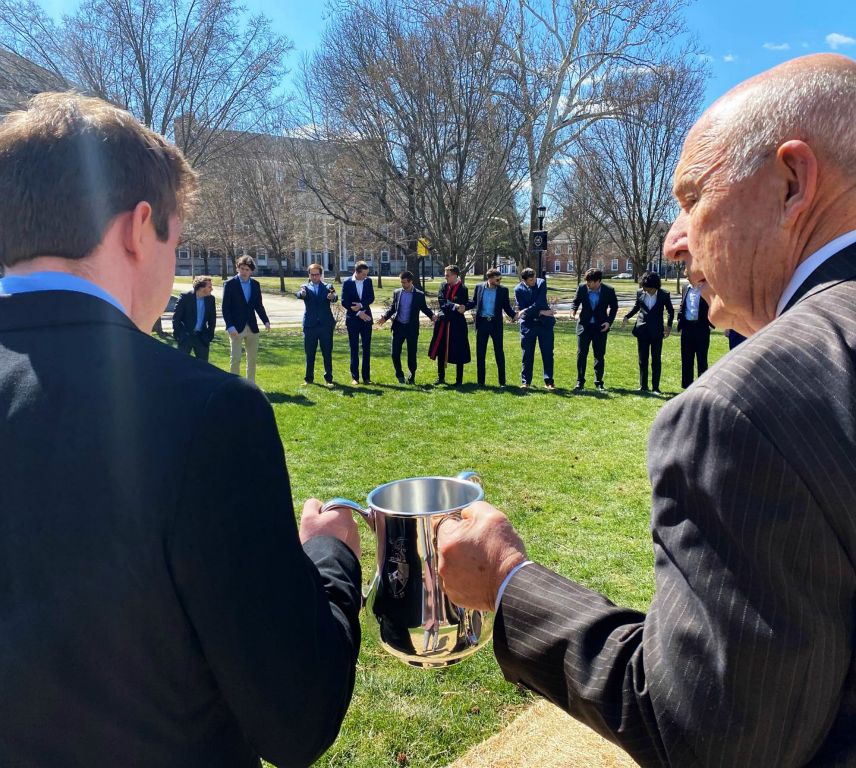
[446,700,638,768]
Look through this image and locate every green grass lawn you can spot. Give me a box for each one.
[172,322,727,768]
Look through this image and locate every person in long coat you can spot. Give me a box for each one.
[428,264,471,385]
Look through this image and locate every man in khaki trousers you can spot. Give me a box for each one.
[221,255,270,382]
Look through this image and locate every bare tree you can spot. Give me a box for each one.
[574,61,704,277]
[193,158,246,280]
[502,0,693,265]
[293,0,525,281]
[551,163,604,284]
[0,0,291,166]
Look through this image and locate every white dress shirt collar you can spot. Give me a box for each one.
[776,229,856,316]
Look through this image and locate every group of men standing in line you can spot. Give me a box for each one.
[174,258,717,392]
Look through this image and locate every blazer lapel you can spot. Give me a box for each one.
[783,242,856,313]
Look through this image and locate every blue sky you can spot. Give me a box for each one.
[43,0,855,109]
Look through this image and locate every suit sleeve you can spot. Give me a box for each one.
[624,294,642,321]
[381,291,397,322]
[221,282,236,330]
[465,285,479,312]
[495,385,853,767]
[419,292,435,319]
[676,291,686,329]
[204,296,216,342]
[253,283,270,326]
[500,287,516,319]
[664,292,674,328]
[172,294,189,341]
[168,379,361,767]
[606,287,618,326]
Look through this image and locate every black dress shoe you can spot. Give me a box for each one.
[406,374,415,384]
[573,382,584,390]
[433,379,445,385]
[637,387,649,392]
[396,374,406,384]
[595,383,606,391]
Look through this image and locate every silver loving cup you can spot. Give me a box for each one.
[320,471,490,668]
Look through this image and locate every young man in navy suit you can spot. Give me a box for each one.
[622,271,674,393]
[377,270,437,384]
[514,267,556,389]
[570,267,618,391]
[171,275,216,361]
[340,260,375,384]
[297,263,337,385]
[221,255,270,383]
[467,268,517,387]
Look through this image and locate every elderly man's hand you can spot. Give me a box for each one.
[299,498,361,558]
[436,501,527,612]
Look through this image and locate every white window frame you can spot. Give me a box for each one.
[611,259,619,272]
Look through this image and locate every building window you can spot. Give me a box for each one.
[567,262,573,273]
[178,247,189,259]
[626,259,633,271]
[554,260,561,272]
[381,251,390,263]
[597,259,604,269]
[611,259,618,272]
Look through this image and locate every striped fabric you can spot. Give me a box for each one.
[494,244,856,767]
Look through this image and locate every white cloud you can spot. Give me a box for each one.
[826,33,856,50]
[762,42,790,51]
[723,53,738,62]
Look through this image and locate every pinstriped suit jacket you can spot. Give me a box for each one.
[495,244,856,767]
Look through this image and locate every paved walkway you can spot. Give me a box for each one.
[446,700,638,768]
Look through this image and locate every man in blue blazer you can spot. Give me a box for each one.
[221,255,270,383]
[340,260,375,384]
[377,270,436,384]
[171,275,216,361]
[467,268,517,387]
[514,267,556,389]
[570,267,618,391]
[297,263,337,385]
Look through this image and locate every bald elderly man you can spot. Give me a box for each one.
[437,54,856,767]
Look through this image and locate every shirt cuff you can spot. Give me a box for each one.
[226,326,236,334]
[495,560,534,613]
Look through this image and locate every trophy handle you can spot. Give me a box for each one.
[456,470,482,488]
[321,497,375,531]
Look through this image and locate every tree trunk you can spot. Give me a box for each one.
[277,252,286,293]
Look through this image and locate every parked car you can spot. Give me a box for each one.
[614,272,634,279]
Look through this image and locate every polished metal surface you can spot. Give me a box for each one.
[322,472,492,668]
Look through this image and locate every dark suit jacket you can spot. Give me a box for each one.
[171,289,216,344]
[297,281,337,329]
[341,276,375,322]
[221,275,270,334]
[466,282,515,329]
[570,283,618,334]
[494,244,856,767]
[514,278,555,327]
[381,287,434,327]
[0,291,361,768]
[624,289,674,339]
[677,284,714,331]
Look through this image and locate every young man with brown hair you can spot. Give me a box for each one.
[172,274,216,361]
[221,254,270,382]
[0,92,361,768]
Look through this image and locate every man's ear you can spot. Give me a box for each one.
[777,140,817,225]
[122,201,155,262]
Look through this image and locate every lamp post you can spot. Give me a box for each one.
[537,204,547,274]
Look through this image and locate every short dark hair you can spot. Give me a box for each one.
[354,260,369,273]
[639,271,661,289]
[444,264,460,276]
[485,268,501,279]
[520,267,536,280]
[0,91,196,268]
[192,275,212,292]
[237,255,256,271]
[584,268,603,282]
[399,270,414,282]
[307,263,323,275]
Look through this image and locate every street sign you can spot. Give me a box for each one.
[529,230,548,251]
[417,238,430,257]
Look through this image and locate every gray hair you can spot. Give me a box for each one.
[704,61,856,183]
